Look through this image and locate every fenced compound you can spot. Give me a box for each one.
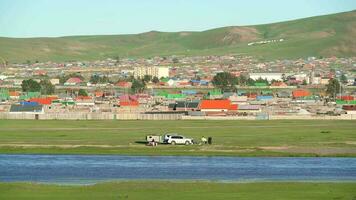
[0,112,184,120]
[0,112,355,120]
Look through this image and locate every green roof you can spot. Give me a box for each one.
[20,92,41,100]
[0,93,10,100]
[0,89,9,100]
[208,89,222,96]
[155,91,169,97]
[336,100,356,105]
[166,94,186,99]
[261,90,273,95]
[160,78,169,82]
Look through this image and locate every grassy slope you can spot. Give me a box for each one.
[0,120,355,156]
[0,182,355,200]
[0,10,355,62]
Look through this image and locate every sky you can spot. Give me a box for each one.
[0,0,356,38]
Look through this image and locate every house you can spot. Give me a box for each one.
[29,97,57,105]
[292,89,311,98]
[50,79,60,85]
[116,81,132,88]
[229,95,248,103]
[9,91,20,100]
[64,77,83,86]
[271,81,288,87]
[199,100,237,112]
[277,91,291,98]
[75,96,94,106]
[10,104,44,114]
[249,73,292,82]
[33,70,47,76]
[94,91,104,98]
[168,101,200,111]
[238,105,261,113]
[119,95,139,107]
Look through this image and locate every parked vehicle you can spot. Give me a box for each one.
[146,135,162,143]
[163,133,178,143]
[166,135,193,145]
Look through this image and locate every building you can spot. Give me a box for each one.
[249,73,292,82]
[199,100,237,112]
[64,77,83,86]
[9,104,44,114]
[168,101,200,111]
[134,66,169,78]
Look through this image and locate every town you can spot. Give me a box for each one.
[0,55,355,120]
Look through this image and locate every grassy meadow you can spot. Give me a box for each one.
[1,10,355,62]
[0,120,355,156]
[0,181,355,200]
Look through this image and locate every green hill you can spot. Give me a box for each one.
[0,10,355,63]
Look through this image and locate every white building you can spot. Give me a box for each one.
[134,66,169,78]
[249,73,293,82]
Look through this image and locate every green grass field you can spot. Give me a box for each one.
[0,120,355,156]
[0,182,355,200]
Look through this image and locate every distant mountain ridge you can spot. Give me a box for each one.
[0,10,355,63]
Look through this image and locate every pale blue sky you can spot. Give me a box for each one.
[0,0,355,38]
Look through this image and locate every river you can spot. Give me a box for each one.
[0,154,355,184]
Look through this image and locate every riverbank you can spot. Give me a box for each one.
[1,120,355,157]
[1,181,355,200]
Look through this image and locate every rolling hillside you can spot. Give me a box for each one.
[0,10,355,63]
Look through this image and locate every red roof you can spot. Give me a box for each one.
[66,77,82,84]
[116,81,132,88]
[271,82,288,87]
[29,97,57,105]
[94,91,104,97]
[9,91,20,96]
[76,96,92,101]
[200,100,235,110]
[292,89,311,98]
[120,101,139,107]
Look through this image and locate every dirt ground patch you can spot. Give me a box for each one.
[260,146,356,155]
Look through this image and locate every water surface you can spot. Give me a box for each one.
[0,154,355,184]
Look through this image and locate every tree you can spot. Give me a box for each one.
[172,58,179,64]
[114,56,120,66]
[281,73,287,82]
[143,75,152,83]
[326,78,341,99]
[40,79,55,95]
[78,89,88,96]
[237,75,247,86]
[152,76,159,84]
[340,74,348,84]
[255,77,269,85]
[212,72,237,92]
[302,79,308,85]
[131,79,146,93]
[21,79,41,92]
[90,75,109,84]
[247,78,255,86]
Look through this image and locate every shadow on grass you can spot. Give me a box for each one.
[135,141,148,145]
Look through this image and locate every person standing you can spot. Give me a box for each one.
[201,136,207,144]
